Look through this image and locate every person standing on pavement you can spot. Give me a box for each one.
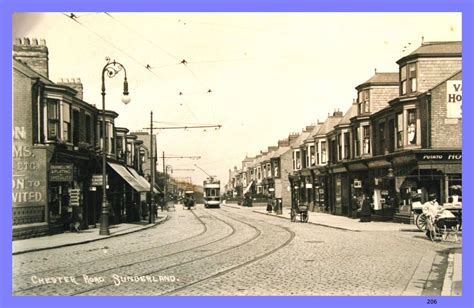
[360,193,371,222]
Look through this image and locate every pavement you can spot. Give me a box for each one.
[12,214,168,255]
[251,206,420,232]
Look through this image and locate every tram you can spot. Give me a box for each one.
[203,178,221,208]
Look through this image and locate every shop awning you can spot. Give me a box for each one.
[367,159,391,169]
[243,181,253,195]
[126,167,159,193]
[346,162,368,171]
[107,162,148,192]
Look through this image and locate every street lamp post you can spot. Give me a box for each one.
[99,57,131,236]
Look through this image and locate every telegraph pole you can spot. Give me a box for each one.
[149,111,155,223]
[163,151,166,204]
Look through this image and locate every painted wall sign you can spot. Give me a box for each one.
[447,80,462,118]
[49,163,74,182]
[417,153,462,161]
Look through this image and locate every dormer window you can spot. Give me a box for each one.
[401,63,417,95]
[358,90,370,114]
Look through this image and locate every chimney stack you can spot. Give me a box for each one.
[57,78,84,100]
[13,37,49,78]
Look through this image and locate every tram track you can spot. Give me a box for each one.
[13,207,249,295]
[162,209,296,295]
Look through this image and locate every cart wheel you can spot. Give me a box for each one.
[303,213,309,223]
[442,225,448,241]
[416,214,427,231]
[291,210,296,222]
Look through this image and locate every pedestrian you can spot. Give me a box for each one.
[266,197,273,213]
[359,193,371,222]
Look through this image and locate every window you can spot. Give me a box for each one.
[358,90,370,114]
[407,109,417,145]
[363,126,370,154]
[401,64,417,95]
[267,163,271,177]
[62,103,71,142]
[388,119,395,153]
[321,141,327,163]
[316,142,320,165]
[353,127,360,157]
[72,110,80,146]
[378,122,385,155]
[309,145,315,166]
[47,99,59,140]
[409,64,417,92]
[272,160,280,178]
[107,122,114,154]
[344,132,350,159]
[296,150,301,169]
[397,113,403,148]
[85,114,92,144]
[337,133,342,161]
[401,65,407,95]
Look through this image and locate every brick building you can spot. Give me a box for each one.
[12,38,153,239]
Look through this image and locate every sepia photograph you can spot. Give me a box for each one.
[10,11,463,297]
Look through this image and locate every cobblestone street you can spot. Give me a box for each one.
[12,205,461,296]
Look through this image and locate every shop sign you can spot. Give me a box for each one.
[305,183,313,189]
[91,174,108,186]
[417,153,462,161]
[447,80,462,118]
[49,163,74,182]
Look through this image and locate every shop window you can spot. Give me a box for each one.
[363,125,370,154]
[397,113,403,148]
[344,132,350,159]
[62,103,71,142]
[47,99,59,140]
[407,109,417,145]
[321,141,327,164]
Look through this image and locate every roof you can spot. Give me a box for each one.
[336,103,358,127]
[305,123,323,141]
[314,115,343,138]
[397,41,462,64]
[291,130,311,148]
[13,58,53,85]
[269,145,291,159]
[356,72,399,90]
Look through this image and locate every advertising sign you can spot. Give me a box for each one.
[49,163,74,182]
[447,80,462,118]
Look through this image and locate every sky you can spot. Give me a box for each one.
[12,12,462,187]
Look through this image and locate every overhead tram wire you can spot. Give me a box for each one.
[103,12,180,62]
[62,13,162,80]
